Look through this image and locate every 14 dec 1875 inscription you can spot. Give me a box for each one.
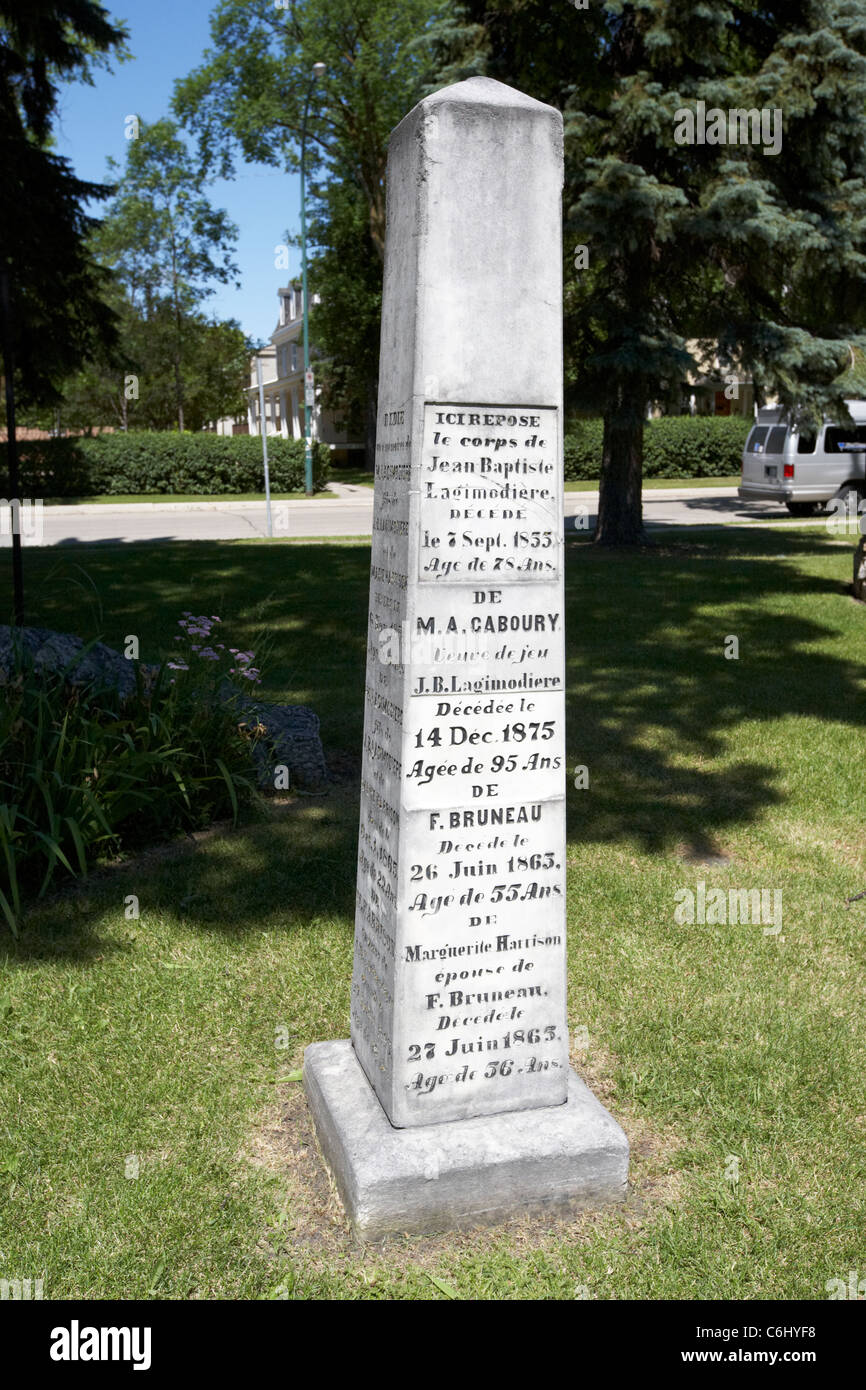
[351,400,568,1127]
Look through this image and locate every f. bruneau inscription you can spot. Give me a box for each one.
[390,783,567,1112]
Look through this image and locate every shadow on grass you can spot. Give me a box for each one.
[7,795,360,963]
[5,526,863,945]
[564,526,863,853]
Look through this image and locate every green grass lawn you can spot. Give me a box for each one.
[329,467,374,488]
[565,475,741,490]
[1,527,864,1299]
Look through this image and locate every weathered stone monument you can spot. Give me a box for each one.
[304,76,628,1237]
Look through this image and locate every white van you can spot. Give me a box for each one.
[738,401,866,515]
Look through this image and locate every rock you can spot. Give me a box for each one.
[854,536,866,603]
[0,624,156,699]
[0,624,328,792]
[230,695,328,792]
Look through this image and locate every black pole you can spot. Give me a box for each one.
[0,269,24,626]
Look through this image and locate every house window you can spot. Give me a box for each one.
[291,342,299,372]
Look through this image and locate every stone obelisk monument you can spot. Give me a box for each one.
[304,76,628,1237]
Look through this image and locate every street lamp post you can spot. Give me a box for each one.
[300,62,326,497]
[256,355,273,538]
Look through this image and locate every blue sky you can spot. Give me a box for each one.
[54,0,302,342]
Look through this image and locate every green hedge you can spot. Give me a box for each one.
[564,415,751,480]
[0,432,330,498]
[2,419,747,494]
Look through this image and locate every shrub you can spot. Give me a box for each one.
[0,432,330,499]
[563,419,604,479]
[563,415,751,480]
[0,625,262,935]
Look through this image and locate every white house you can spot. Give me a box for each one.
[242,283,364,466]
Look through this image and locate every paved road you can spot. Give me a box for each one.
[6,486,809,548]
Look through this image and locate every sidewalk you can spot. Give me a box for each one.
[43,494,366,516]
[327,481,374,498]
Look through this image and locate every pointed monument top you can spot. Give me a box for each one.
[422,75,559,117]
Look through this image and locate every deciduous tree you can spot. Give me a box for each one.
[174,0,444,458]
[98,118,240,431]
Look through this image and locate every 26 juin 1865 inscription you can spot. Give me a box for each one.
[304,76,628,1236]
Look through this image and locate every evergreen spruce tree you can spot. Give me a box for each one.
[428,1,866,544]
[0,0,126,621]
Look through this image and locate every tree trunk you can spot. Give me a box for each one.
[171,244,184,432]
[369,189,386,263]
[175,352,184,432]
[595,391,647,546]
[0,270,24,624]
[364,374,378,472]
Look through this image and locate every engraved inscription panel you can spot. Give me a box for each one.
[352,401,568,1127]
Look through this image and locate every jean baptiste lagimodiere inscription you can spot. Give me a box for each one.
[304,76,628,1237]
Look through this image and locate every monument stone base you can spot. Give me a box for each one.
[304,1040,630,1240]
